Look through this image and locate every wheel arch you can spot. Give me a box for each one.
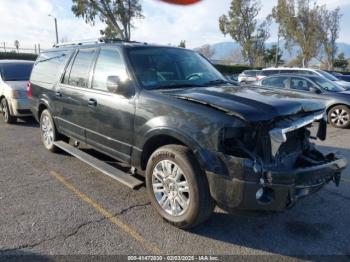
[326,103,350,114]
[138,129,203,172]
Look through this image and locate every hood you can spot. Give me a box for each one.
[335,80,350,88]
[163,86,325,122]
[4,80,28,91]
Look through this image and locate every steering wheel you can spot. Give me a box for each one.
[186,73,202,80]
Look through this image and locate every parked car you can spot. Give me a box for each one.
[238,70,260,84]
[329,71,350,83]
[29,39,347,228]
[258,74,350,128]
[258,67,350,90]
[0,60,34,123]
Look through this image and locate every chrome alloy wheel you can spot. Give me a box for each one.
[1,100,8,122]
[330,108,350,127]
[41,115,54,147]
[152,160,190,216]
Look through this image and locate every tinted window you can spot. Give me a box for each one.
[290,77,313,91]
[310,77,345,92]
[31,51,70,86]
[298,70,317,76]
[261,70,279,76]
[244,70,259,76]
[92,49,128,91]
[315,70,339,81]
[0,63,33,81]
[67,49,96,88]
[261,76,288,89]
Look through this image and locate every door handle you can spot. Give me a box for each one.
[55,91,62,98]
[88,98,97,107]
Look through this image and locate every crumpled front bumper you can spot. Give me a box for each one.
[206,154,347,212]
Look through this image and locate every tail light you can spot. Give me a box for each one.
[27,81,32,97]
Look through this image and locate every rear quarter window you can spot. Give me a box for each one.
[31,50,72,88]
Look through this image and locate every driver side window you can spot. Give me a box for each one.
[290,77,313,91]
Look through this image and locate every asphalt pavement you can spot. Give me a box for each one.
[0,117,349,260]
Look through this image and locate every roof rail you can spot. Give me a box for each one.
[53,37,142,48]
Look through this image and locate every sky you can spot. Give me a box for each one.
[0,0,349,50]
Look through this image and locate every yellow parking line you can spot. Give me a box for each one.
[49,171,161,255]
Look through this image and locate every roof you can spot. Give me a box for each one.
[43,38,184,53]
[263,67,317,71]
[0,60,34,64]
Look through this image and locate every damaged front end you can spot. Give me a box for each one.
[208,110,347,211]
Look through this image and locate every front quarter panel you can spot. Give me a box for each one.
[133,89,246,173]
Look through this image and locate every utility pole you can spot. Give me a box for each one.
[275,25,280,67]
[49,14,59,44]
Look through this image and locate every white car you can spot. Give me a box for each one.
[257,67,350,90]
[0,60,34,123]
[238,70,260,84]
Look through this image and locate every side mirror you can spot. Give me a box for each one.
[310,87,322,94]
[106,75,133,96]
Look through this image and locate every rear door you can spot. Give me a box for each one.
[55,48,97,142]
[85,47,135,163]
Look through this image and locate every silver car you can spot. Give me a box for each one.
[0,60,34,123]
[238,70,260,84]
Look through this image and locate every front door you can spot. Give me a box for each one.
[85,47,135,163]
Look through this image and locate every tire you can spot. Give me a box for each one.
[328,105,350,129]
[1,98,16,124]
[40,109,59,152]
[145,145,214,229]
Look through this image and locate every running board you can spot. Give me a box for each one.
[53,141,144,189]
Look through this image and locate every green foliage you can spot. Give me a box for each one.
[72,0,143,40]
[0,52,37,61]
[219,0,270,67]
[178,40,186,48]
[333,53,349,70]
[214,64,261,74]
[263,45,283,66]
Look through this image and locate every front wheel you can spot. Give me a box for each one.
[1,98,16,124]
[328,105,350,129]
[146,145,214,229]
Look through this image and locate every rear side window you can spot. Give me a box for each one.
[65,48,96,88]
[244,70,259,76]
[31,51,70,86]
[261,70,278,76]
[261,76,288,89]
[0,63,33,81]
[92,49,128,92]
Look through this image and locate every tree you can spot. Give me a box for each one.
[178,40,186,48]
[333,53,348,71]
[264,45,283,66]
[71,0,143,41]
[272,0,323,67]
[318,7,342,70]
[219,0,271,67]
[194,44,215,60]
[14,40,19,53]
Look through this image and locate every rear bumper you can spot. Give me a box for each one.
[206,155,347,211]
[8,98,32,117]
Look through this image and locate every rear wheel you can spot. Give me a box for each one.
[1,98,16,124]
[328,105,350,129]
[40,109,59,152]
[146,145,214,229]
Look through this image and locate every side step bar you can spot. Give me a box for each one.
[53,141,144,189]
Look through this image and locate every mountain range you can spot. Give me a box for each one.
[206,41,350,63]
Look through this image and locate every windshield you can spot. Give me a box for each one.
[127,47,227,89]
[310,76,345,92]
[0,63,33,81]
[316,70,339,81]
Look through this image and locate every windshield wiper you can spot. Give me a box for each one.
[202,79,235,86]
[148,83,205,90]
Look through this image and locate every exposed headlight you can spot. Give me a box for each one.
[11,90,27,99]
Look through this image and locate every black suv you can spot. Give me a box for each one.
[29,39,347,228]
